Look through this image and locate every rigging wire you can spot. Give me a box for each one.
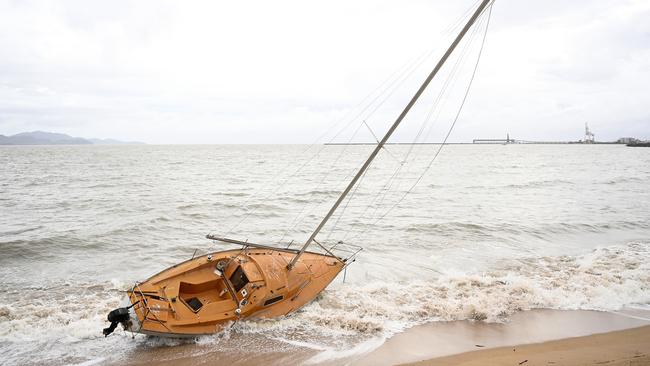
[334,10,488,243]
[302,7,488,240]
[219,50,431,238]
[217,0,494,249]
[444,0,482,36]
[277,46,444,242]
[318,2,493,245]
[322,158,374,243]
[278,121,367,243]
[278,6,491,241]
[344,2,494,244]
[287,58,427,244]
[366,11,486,214]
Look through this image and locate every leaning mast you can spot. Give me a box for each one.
[287,0,493,269]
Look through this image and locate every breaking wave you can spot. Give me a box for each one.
[245,242,650,338]
[0,242,648,365]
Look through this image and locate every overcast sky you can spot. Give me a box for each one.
[0,0,648,144]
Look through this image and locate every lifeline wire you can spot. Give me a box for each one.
[333,4,490,243]
[346,1,494,244]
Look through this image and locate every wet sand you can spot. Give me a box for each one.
[405,325,650,366]
[355,309,650,365]
[117,309,650,366]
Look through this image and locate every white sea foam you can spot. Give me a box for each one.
[71,358,106,366]
[340,242,646,324]
[303,336,386,364]
[222,242,650,362]
[0,244,648,365]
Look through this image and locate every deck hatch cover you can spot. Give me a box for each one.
[185,297,203,312]
[230,266,249,293]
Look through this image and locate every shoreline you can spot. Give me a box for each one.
[352,308,650,365]
[404,325,650,366]
[114,309,650,366]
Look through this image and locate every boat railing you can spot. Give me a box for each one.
[206,234,362,263]
[129,283,173,332]
[325,240,363,264]
[207,235,302,253]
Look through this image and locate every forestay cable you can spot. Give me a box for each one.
[345,2,494,244]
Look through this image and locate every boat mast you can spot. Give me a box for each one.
[287,0,493,270]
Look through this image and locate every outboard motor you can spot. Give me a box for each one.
[103,307,130,337]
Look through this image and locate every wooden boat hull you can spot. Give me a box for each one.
[119,248,344,337]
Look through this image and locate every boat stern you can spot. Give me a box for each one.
[102,295,142,336]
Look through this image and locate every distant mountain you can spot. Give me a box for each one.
[4,131,93,145]
[0,131,144,145]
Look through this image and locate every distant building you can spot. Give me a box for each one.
[584,123,595,144]
[473,133,516,144]
[617,137,639,144]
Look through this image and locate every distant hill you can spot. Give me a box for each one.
[0,131,144,145]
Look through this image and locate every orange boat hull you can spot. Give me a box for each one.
[121,248,344,337]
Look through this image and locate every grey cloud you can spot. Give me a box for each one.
[0,0,649,143]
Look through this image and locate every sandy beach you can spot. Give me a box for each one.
[407,325,650,366]
[354,309,650,366]
[112,309,650,366]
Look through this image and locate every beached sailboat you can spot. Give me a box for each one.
[103,0,493,338]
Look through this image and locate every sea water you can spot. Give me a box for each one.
[1,144,649,365]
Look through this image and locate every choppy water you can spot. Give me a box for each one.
[1,144,649,365]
